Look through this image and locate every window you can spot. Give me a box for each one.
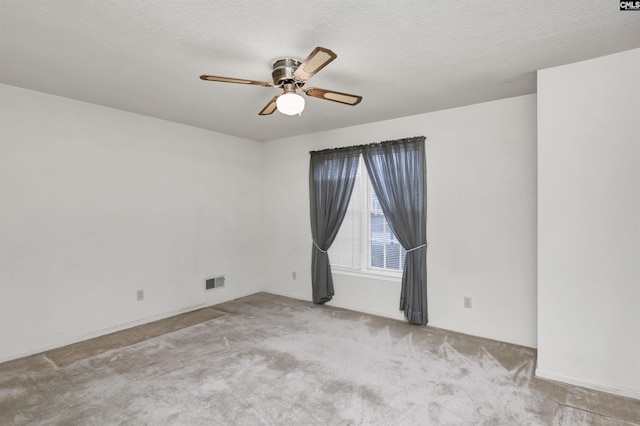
[329,157,406,275]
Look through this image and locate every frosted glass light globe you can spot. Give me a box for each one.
[276,93,305,115]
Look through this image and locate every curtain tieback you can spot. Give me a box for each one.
[313,240,328,253]
[405,243,428,253]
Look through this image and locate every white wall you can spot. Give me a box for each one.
[0,84,265,361]
[537,49,640,399]
[263,94,538,348]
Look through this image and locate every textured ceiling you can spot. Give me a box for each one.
[1,1,639,141]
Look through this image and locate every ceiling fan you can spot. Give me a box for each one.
[200,47,362,116]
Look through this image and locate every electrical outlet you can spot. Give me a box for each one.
[292,271,297,280]
[464,297,472,309]
[137,289,144,301]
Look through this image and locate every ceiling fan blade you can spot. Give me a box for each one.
[258,95,280,116]
[200,75,273,87]
[293,47,337,81]
[304,88,362,106]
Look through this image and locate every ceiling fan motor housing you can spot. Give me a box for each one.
[271,58,301,86]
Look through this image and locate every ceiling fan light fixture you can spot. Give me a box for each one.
[276,92,305,116]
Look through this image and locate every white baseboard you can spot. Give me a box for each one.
[265,291,535,349]
[327,300,406,322]
[263,289,311,303]
[535,369,640,400]
[263,290,406,322]
[0,289,260,364]
[413,320,536,349]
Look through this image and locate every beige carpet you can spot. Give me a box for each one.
[1,293,638,425]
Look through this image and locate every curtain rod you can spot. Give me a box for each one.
[309,136,425,155]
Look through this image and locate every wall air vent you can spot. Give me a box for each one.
[205,276,225,291]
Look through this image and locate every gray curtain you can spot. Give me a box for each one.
[309,147,361,304]
[362,136,427,325]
